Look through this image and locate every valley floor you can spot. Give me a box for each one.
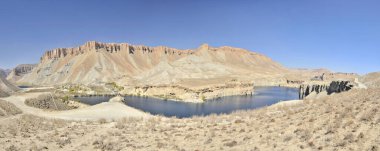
[0,88,379,151]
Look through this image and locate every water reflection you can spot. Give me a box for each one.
[77,86,299,118]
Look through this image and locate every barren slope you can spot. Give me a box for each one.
[0,75,19,97]
[361,72,380,88]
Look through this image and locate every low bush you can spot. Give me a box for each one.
[25,94,75,110]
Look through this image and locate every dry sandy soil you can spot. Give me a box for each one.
[0,88,379,151]
[1,92,150,121]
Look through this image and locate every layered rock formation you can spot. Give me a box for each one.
[16,41,287,86]
[299,81,354,99]
[6,64,36,83]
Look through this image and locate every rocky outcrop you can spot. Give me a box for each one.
[18,41,286,86]
[299,81,354,99]
[327,81,354,94]
[6,64,36,82]
[40,41,194,62]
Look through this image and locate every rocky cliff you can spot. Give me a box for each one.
[299,81,354,99]
[40,41,194,62]
[6,64,36,82]
[16,41,287,86]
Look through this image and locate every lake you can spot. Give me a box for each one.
[76,86,299,118]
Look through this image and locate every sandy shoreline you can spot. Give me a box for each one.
[2,92,151,121]
[1,90,306,121]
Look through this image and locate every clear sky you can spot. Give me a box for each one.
[0,0,379,74]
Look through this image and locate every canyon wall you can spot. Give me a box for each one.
[16,41,287,86]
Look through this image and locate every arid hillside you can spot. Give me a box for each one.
[0,88,378,150]
[0,75,18,97]
[361,72,380,88]
[16,41,287,86]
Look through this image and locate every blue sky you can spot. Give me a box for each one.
[0,0,379,74]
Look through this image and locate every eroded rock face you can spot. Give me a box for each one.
[299,81,354,99]
[18,41,287,86]
[7,64,36,82]
[40,41,194,62]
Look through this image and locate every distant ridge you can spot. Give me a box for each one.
[15,41,287,86]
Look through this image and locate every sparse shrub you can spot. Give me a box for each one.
[107,82,124,92]
[343,133,354,143]
[359,107,377,121]
[98,118,107,124]
[224,140,237,147]
[283,134,293,142]
[5,145,19,151]
[0,110,5,116]
[200,94,206,101]
[204,138,212,144]
[234,119,244,124]
[115,119,126,129]
[92,138,118,151]
[57,137,71,147]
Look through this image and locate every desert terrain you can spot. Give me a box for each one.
[0,42,378,151]
[7,41,358,102]
[0,83,378,150]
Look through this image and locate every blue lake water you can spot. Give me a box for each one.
[76,86,299,118]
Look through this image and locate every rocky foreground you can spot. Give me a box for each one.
[0,88,378,151]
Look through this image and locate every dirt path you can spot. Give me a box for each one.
[1,92,151,121]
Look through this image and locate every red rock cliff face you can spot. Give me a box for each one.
[40,41,193,62]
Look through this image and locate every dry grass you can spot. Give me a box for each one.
[0,88,379,150]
